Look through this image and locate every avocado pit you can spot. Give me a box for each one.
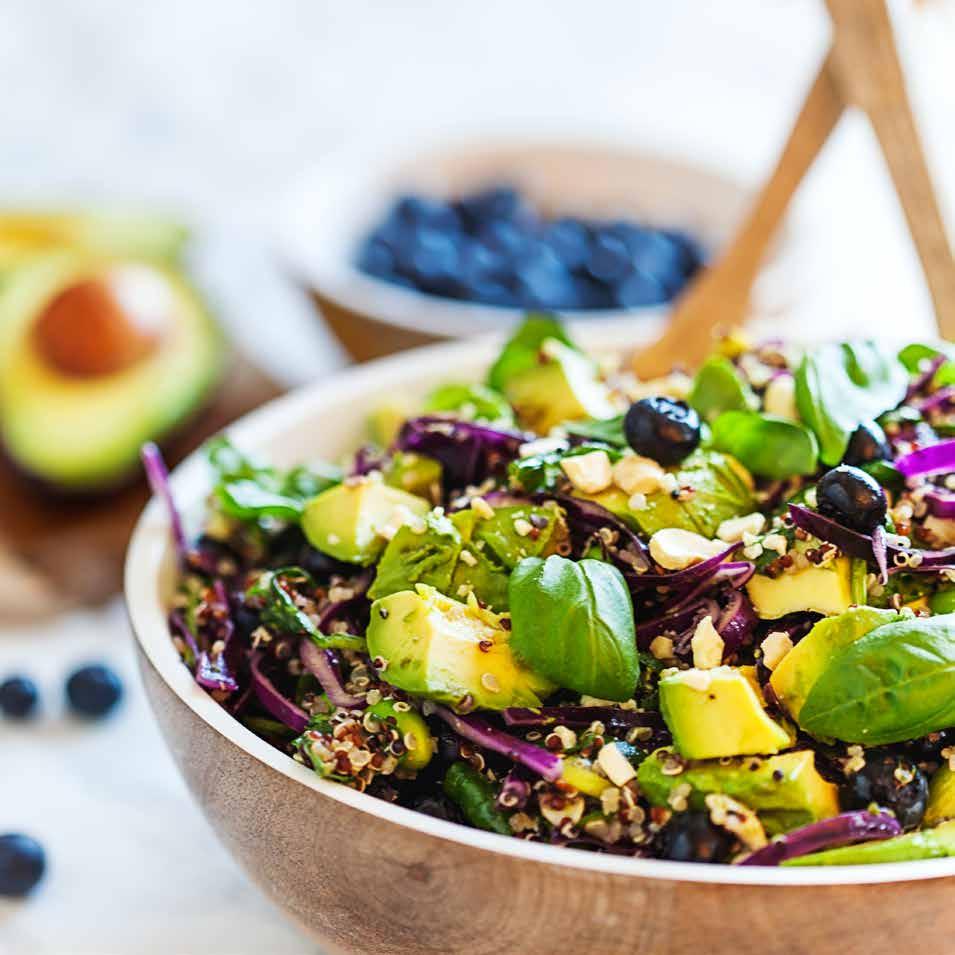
[32,265,173,377]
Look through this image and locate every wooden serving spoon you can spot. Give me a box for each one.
[632,0,955,380]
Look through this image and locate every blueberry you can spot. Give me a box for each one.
[0,676,39,720]
[66,664,123,719]
[0,833,46,896]
[841,750,928,830]
[356,237,396,278]
[624,396,701,466]
[394,195,460,233]
[658,812,736,863]
[406,229,461,293]
[513,247,578,309]
[843,421,891,466]
[478,219,534,259]
[585,232,633,283]
[457,185,523,226]
[543,219,590,271]
[614,271,669,308]
[816,465,887,534]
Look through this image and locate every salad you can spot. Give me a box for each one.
[150,316,955,866]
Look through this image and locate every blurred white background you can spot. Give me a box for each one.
[1,2,954,952]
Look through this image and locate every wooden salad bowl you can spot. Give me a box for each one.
[126,329,955,955]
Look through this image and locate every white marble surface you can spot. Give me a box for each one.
[1,1,955,953]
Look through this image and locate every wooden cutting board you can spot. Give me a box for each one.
[0,353,283,622]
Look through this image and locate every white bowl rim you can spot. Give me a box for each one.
[125,325,955,888]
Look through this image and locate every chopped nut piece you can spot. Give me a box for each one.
[760,631,794,671]
[597,743,637,787]
[540,793,585,828]
[628,492,648,511]
[844,744,866,775]
[560,450,614,494]
[648,635,674,661]
[763,373,799,420]
[705,793,767,850]
[459,549,478,567]
[471,497,495,520]
[600,788,621,816]
[762,533,788,555]
[717,512,766,543]
[612,454,665,495]
[681,668,713,693]
[649,528,726,571]
[513,518,533,537]
[690,615,724,670]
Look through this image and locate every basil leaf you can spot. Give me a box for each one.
[487,313,578,392]
[795,342,909,466]
[508,555,638,701]
[424,382,515,427]
[688,356,757,423]
[563,415,627,448]
[215,480,308,521]
[798,613,955,744]
[709,410,818,479]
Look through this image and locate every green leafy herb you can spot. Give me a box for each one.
[443,763,511,835]
[207,437,340,523]
[508,555,638,701]
[508,442,621,493]
[709,410,818,478]
[794,342,909,466]
[562,415,627,448]
[246,566,366,652]
[688,356,757,423]
[487,313,578,392]
[424,382,515,427]
[898,342,955,387]
[798,613,955,744]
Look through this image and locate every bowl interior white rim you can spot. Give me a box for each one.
[125,326,955,887]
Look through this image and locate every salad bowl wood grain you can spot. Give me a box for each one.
[126,328,955,955]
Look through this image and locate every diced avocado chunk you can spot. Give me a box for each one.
[504,338,615,434]
[383,452,442,499]
[747,557,857,620]
[301,479,430,566]
[367,698,434,771]
[637,748,840,835]
[368,511,462,601]
[660,666,794,759]
[366,584,554,710]
[925,764,955,827]
[471,502,567,569]
[770,607,903,721]
[784,820,955,866]
[367,399,416,447]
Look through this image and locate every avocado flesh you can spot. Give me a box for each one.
[770,607,903,722]
[578,450,754,538]
[383,452,442,498]
[366,585,554,710]
[367,698,434,771]
[367,399,416,447]
[0,210,189,270]
[747,558,856,620]
[660,666,794,760]
[302,480,430,566]
[783,820,955,866]
[504,339,615,434]
[637,748,839,835]
[925,764,955,827]
[0,252,222,489]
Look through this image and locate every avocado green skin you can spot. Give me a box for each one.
[443,763,511,835]
[367,699,434,772]
[783,820,955,866]
[0,250,223,490]
[637,748,839,836]
[925,764,955,827]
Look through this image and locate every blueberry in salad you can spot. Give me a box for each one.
[356,185,703,311]
[0,675,39,720]
[0,833,45,897]
[152,317,955,865]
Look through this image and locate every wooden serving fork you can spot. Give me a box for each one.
[631,0,955,380]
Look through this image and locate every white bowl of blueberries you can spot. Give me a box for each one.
[278,137,760,355]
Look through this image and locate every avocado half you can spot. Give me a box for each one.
[0,250,224,490]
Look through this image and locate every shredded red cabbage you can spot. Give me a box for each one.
[895,438,955,478]
[871,524,888,583]
[906,353,946,401]
[914,385,955,412]
[141,441,186,562]
[394,416,528,489]
[300,639,365,709]
[633,543,740,594]
[434,705,563,780]
[738,810,901,866]
[716,589,757,656]
[249,654,308,733]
